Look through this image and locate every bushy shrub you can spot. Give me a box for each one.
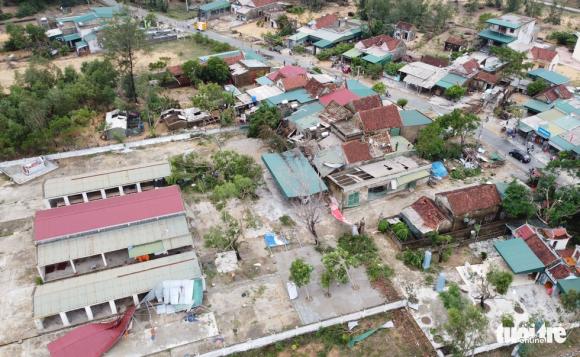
[366,259,394,282]
[487,269,513,294]
[501,314,515,327]
[400,249,423,269]
[392,222,410,241]
[279,214,295,226]
[377,219,390,233]
[439,283,467,310]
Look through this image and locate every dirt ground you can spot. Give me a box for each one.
[285,2,357,26]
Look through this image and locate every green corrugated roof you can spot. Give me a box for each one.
[266,89,314,105]
[495,238,545,274]
[288,32,309,42]
[314,39,333,48]
[91,6,120,18]
[436,73,468,89]
[62,33,81,42]
[401,110,432,126]
[486,18,523,29]
[528,68,569,85]
[75,40,88,49]
[523,99,553,113]
[262,150,327,198]
[479,29,516,44]
[343,47,362,59]
[346,79,376,97]
[128,240,165,258]
[518,121,534,133]
[362,53,391,64]
[549,134,577,152]
[554,100,580,115]
[199,0,230,12]
[294,115,320,131]
[538,108,566,121]
[557,278,580,294]
[288,102,324,122]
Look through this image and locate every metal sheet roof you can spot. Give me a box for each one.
[486,18,522,29]
[401,110,432,126]
[494,238,545,274]
[262,150,327,198]
[35,186,185,242]
[528,68,569,85]
[342,47,362,59]
[557,277,580,294]
[43,161,171,199]
[312,146,346,178]
[435,73,468,89]
[478,29,515,44]
[313,39,333,48]
[537,108,566,122]
[266,88,314,105]
[396,170,430,185]
[346,79,376,98]
[553,115,580,131]
[36,215,191,266]
[199,0,230,11]
[523,99,553,113]
[362,53,391,64]
[34,251,202,318]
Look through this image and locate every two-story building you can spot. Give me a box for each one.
[478,13,536,52]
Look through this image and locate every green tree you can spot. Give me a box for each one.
[276,14,295,36]
[144,12,157,27]
[290,259,314,300]
[445,85,466,101]
[204,211,243,258]
[322,248,359,290]
[192,82,234,112]
[506,0,522,12]
[182,59,203,86]
[247,105,281,138]
[560,289,580,312]
[415,123,446,161]
[372,82,386,95]
[396,98,408,108]
[546,0,563,25]
[524,0,542,17]
[444,305,489,357]
[535,173,580,226]
[466,0,479,14]
[502,180,536,218]
[548,31,577,48]
[438,109,480,146]
[101,15,147,103]
[429,232,453,263]
[487,269,513,294]
[527,79,549,96]
[440,283,468,310]
[384,62,405,76]
[491,46,532,79]
[201,57,231,85]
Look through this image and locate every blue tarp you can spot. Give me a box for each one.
[431,161,448,179]
[264,232,288,248]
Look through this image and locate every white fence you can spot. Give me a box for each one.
[198,300,407,357]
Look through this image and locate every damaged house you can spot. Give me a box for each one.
[159,107,212,130]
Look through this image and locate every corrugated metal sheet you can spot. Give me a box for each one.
[494,238,545,274]
[34,251,202,318]
[401,110,432,126]
[528,68,569,85]
[36,215,191,266]
[43,161,171,199]
[128,241,165,258]
[396,170,429,185]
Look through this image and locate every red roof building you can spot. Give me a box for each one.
[222,52,245,66]
[348,95,382,112]
[267,65,308,81]
[357,105,402,132]
[524,234,559,266]
[421,55,448,68]
[474,71,499,85]
[359,34,401,51]
[435,184,501,217]
[280,75,308,91]
[314,13,338,29]
[530,47,558,63]
[547,263,573,280]
[515,224,536,240]
[342,141,373,163]
[34,186,185,242]
[304,78,335,98]
[535,84,573,103]
[319,88,360,106]
[462,59,480,75]
[410,196,450,230]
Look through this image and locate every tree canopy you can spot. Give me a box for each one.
[191,83,235,112]
[247,105,282,138]
[502,180,536,218]
[490,46,532,79]
[290,258,314,300]
[437,109,480,146]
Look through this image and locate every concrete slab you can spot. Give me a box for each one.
[274,246,385,324]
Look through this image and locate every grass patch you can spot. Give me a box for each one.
[149,37,215,60]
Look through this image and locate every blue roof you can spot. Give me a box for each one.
[287,102,324,122]
[528,69,569,85]
[478,29,516,44]
[523,99,553,113]
[266,89,315,106]
[346,79,376,97]
[362,53,391,64]
[495,238,545,274]
[262,150,327,198]
[243,50,266,63]
[401,110,432,126]
[549,134,578,153]
[436,73,468,89]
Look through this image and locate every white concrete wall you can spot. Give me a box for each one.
[515,21,536,45]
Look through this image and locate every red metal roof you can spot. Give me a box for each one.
[342,141,372,163]
[314,13,338,29]
[223,52,245,65]
[396,21,414,31]
[445,35,466,46]
[548,263,573,280]
[267,65,307,81]
[281,75,308,91]
[358,104,402,132]
[48,306,136,357]
[34,186,185,242]
[474,71,499,84]
[462,59,480,75]
[540,227,571,240]
[421,55,448,68]
[319,88,360,106]
[530,46,557,62]
[411,196,449,229]
[535,84,573,102]
[251,0,277,8]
